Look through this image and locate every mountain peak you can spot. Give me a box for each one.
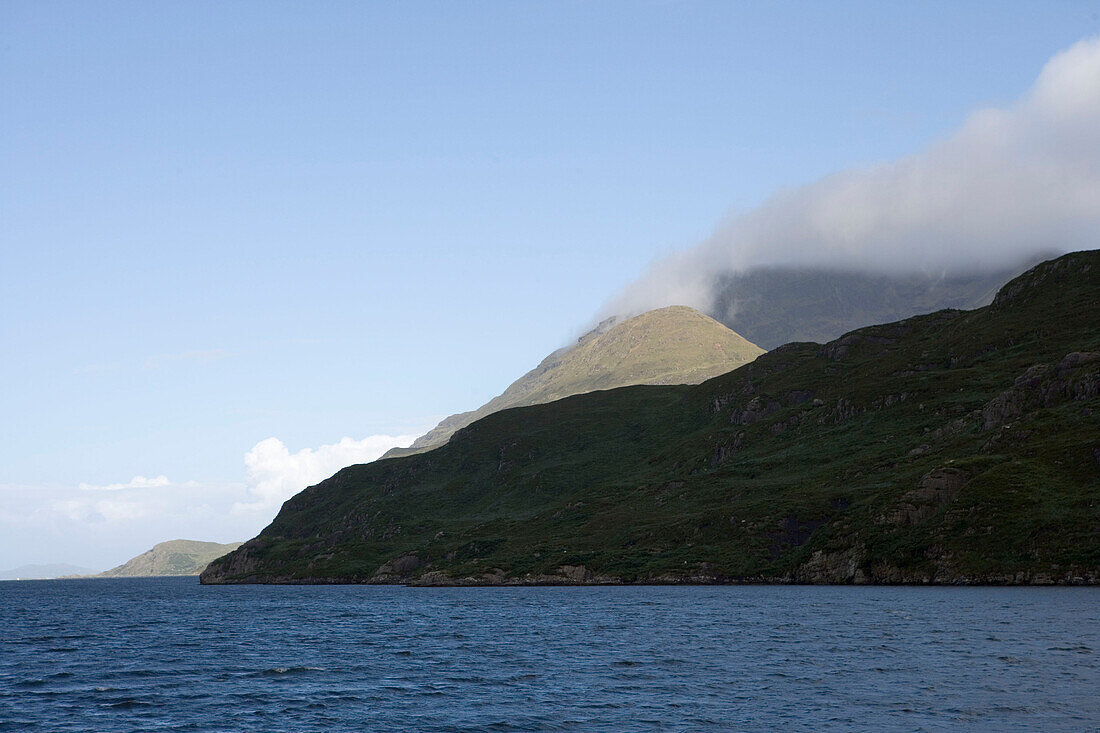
[388,305,764,457]
[95,540,243,577]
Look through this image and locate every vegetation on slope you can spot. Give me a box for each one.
[98,540,242,577]
[387,306,762,456]
[204,252,1099,585]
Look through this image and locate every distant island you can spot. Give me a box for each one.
[204,251,1099,586]
[96,540,243,577]
[0,563,95,581]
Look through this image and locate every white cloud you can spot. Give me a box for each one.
[0,477,250,570]
[51,497,150,523]
[604,36,1100,319]
[78,474,171,492]
[0,430,421,569]
[50,476,197,523]
[235,433,417,513]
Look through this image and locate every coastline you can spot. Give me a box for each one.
[200,569,1100,587]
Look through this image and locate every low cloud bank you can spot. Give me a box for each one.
[1,432,418,569]
[236,433,418,512]
[604,37,1100,319]
[78,475,170,492]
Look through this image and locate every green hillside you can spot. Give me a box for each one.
[203,252,1099,586]
[387,306,763,456]
[98,540,242,577]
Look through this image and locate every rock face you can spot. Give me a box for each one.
[981,352,1100,429]
[386,306,763,457]
[203,251,1100,587]
[97,540,243,577]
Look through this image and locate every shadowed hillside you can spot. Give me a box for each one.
[205,251,1099,586]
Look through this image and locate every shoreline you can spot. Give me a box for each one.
[200,573,1100,587]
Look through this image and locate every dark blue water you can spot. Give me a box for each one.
[0,579,1096,731]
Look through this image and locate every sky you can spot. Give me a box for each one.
[2,1,1099,570]
[605,30,1100,319]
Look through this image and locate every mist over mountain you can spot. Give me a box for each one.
[706,264,1027,350]
[600,37,1100,327]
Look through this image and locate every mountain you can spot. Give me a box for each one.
[390,264,1034,459]
[386,306,764,457]
[0,563,94,580]
[203,251,1099,586]
[97,540,242,577]
[706,263,1033,350]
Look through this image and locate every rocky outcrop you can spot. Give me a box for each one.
[982,352,1100,429]
[198,541,260,583]
[372,554,423,580]
[880,467,968,526]
[729,396,781,425]
[794,547,870,584]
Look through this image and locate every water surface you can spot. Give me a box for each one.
[1,578,1096,731]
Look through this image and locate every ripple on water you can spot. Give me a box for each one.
[103,698,158,710]
[1,579,1098,732]
[250,666,326,677]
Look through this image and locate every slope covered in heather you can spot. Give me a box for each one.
[204,251,1099,586]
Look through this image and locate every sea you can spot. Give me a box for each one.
[0,578,1096,732]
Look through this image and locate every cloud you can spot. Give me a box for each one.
[235,433,418,512]
[0,430,419,569]
[78,474,171,492]
[52,497,150,523]
[0,477,250,570]
[7,433,415,530]
[603,36,1100,318]
[52,476,200,523]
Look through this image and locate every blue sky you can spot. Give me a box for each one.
[3,1,1100,569]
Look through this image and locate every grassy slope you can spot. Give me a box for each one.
[388,306,763,456]
[204,252,1099,585]
[98,540,243,577]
